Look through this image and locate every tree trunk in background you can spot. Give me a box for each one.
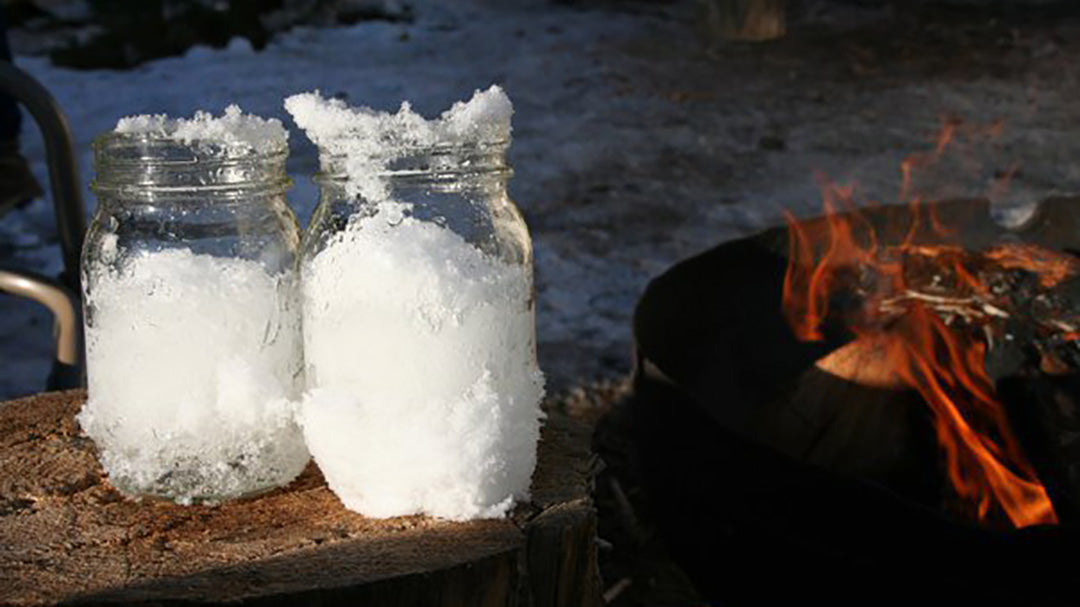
[0,390,602,607]
[701,0,786,42]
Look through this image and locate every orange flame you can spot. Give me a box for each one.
[782,154,1059,528]
[886,306,1056,527]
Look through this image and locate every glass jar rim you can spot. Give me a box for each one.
[92,131,288,165]
[92,132,290,195]
[314,138,510,183]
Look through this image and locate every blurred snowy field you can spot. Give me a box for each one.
[5,0,1080,398]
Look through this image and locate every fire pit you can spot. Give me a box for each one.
[632,196,1080,605]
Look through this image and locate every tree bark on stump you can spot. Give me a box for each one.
[0,390,601,606]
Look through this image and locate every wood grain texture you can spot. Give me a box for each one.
[0,390,601,606]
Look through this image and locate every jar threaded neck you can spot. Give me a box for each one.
[92,132,290,195]
[314,140,511,185]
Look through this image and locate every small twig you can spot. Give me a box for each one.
[609,477,647,547]
[1048,319,1077,334]
[603,577,633,604]
[981,303,1009,318]
[879,290,1012,326]
[901,290,978,307]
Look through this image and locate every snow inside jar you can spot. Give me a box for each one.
[78,106,309,503]
[285,86,545,521]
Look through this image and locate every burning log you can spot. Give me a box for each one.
[0,391,601,606]
[781,190,1080,528]
[631,197,1080,603]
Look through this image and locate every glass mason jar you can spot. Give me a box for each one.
[78,133,309,504]
[299,140,545,520]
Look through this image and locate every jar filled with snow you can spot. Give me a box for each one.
[78,107,309,504]
[285,86,545,521]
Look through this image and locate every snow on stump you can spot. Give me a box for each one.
[0,390,601,606]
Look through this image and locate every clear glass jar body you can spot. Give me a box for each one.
[79,134,309,504]
[299,142,545,520]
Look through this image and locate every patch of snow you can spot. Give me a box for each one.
[114,104,287,154]
[77,248,308,503]
[4,0,1080,401]
[301,214,544,520]
[285,85,510,200]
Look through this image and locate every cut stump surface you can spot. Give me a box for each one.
[0,390,600,606]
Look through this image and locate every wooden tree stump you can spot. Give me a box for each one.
[0,390,601,606]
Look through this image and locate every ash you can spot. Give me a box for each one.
[6,0,1080,401]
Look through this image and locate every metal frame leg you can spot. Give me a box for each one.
[0,63,86,389]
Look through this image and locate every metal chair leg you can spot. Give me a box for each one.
[0,267,81,389]
[0,63,86,389]
[0,63,85,293]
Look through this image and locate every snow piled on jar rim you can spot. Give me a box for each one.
[113,104,288,154]
[284,85,512,155]
[284,85,512,200]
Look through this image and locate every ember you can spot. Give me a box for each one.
[781,169,1080,528]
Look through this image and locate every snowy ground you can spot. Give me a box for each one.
[4,0,1080,398]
